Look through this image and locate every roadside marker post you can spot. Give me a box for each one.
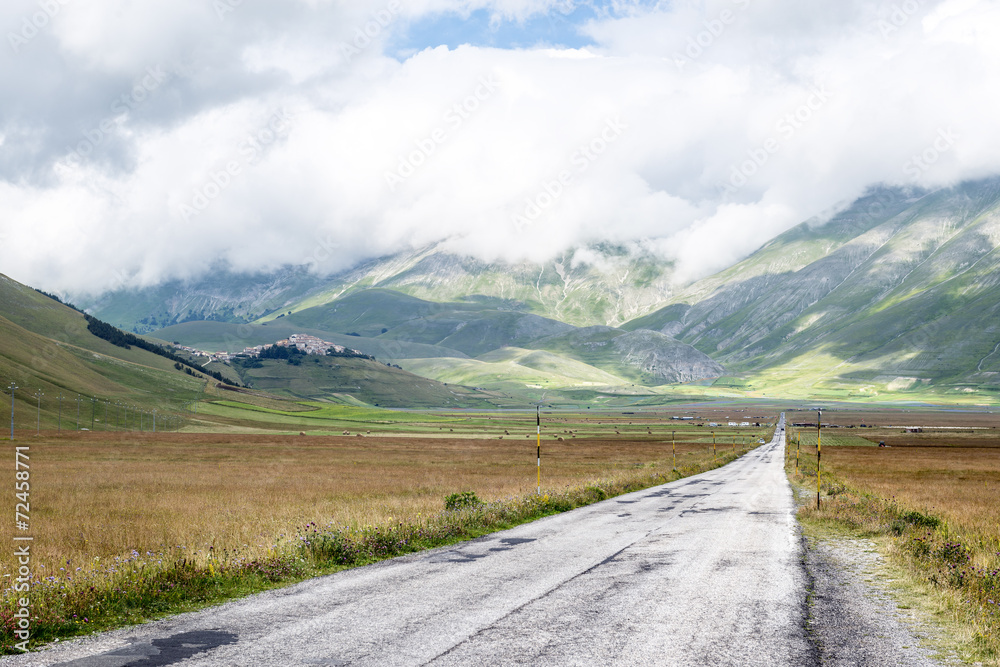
[816,409,822,510]
[712,431,716,460]
[536,406,541,495]
[796,431,800,475]
[7,382,17,440]
[672,430,676,472]
[34,390,43,435]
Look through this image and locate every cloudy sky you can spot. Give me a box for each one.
[1,0,998,295]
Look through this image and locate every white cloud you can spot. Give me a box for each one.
[1,0,999,296]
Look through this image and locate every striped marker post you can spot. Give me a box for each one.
[816,410,822,509]
[672,430,676,472]
[536,406,541,495]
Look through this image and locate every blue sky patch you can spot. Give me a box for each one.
[394,5,603,54]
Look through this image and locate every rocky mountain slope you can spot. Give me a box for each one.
[625,178,1000,398]
[77,244,676,332]
[68,176,1000,402]
[154,288,725,393]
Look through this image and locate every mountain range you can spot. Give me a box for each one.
[9,176,1000,408]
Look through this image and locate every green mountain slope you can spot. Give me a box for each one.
[276,243,675,328]
[154,288,727,394]
[152,319,469,360]
[280,288,574,357]
[229,355,495,409]
[1,273,496,417]
[526,326,726,386]
[77,244,677,331]
[399,347,630,390]
[65,175,1000,403]
[74,266,325,334]
[0,275,209,428]
[625,178,1000,399]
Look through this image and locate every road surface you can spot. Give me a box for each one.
[5,416,937,666]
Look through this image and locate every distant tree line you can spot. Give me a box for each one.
[84,314,242,387]
[33,288,84,313]
[328,348,374,360]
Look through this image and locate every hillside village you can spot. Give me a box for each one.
[173,333,364,364]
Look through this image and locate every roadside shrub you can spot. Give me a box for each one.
[901,510,941,529]
[444,491,484,511]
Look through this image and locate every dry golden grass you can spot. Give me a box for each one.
[0,431,707,576]
[820,445,1000,550]
[792,417,1000,663]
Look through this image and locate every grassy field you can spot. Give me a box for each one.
[0,406,772,651]
[787,411,1000,664]
[0,431,730,572]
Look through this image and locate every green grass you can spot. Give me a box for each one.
[230,356,495,409]
[400,348,628,390]
[0,315,205,431]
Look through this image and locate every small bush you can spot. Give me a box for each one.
[444,491,484,511]
[900,510,941,529]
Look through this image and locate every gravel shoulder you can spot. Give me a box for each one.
[803,526,963,665]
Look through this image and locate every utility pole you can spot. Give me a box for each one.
[58,393,64,432]
[7,382,17,440]
[76,394,80,430]
[91,397,96,430]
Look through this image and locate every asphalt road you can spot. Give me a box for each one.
[13,417,822,666]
